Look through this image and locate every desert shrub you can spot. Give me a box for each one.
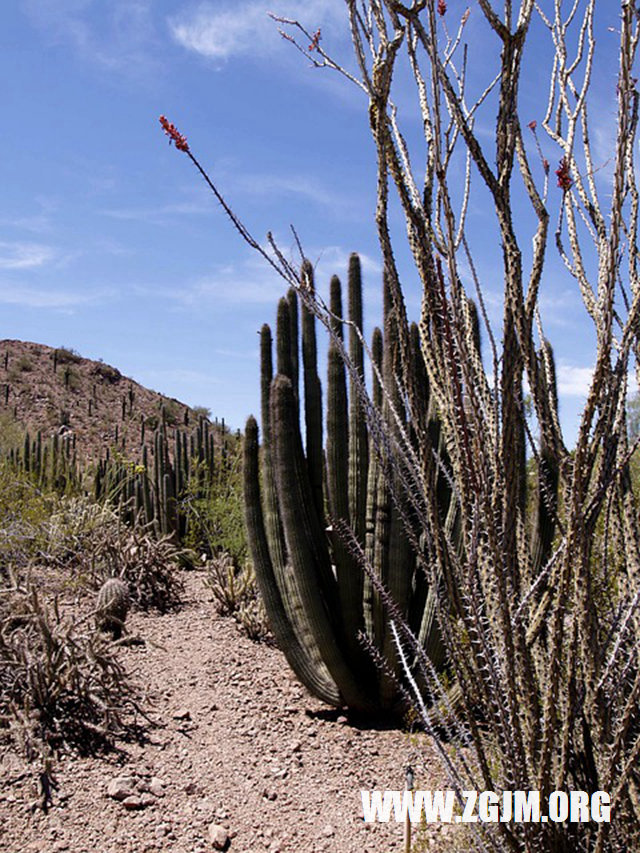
[0,412,23,455]
[44,497,184,612]
[62,368,80,392]
[92,527,185,612]
[0,486,183,613]
[161,399,182,426]
[0,578,136,756]
[191,405,211,420]
[0,467,57,571]
[15,355,32,372]
[204,553,270,641]
[54,347,81,365]
[92,362,121,383]
[182,437,246,565]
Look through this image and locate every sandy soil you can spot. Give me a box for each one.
[0,572,449,853]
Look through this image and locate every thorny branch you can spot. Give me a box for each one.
[161,1,640,848]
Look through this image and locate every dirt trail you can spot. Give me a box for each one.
[0,572,447,853]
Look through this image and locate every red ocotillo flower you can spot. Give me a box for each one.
[555,157,573,191]
[438,0,447,15]
[308,28,321,51]
[159,115,189,153]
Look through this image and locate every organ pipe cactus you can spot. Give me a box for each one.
[3,429,79,493]
[94,413,227,544]
[244,254,560,715]
[244,257,439,712]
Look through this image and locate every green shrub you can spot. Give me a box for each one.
[93,362,121,384]
[55,347,81,364]
[0,466,56,570]
[192,405,211,420]
[181,438,246,565]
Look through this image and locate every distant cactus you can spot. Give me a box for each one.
[96,578,130,639]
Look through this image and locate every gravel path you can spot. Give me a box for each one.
[0,572,448,853]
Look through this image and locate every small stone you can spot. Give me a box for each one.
[148,778,165,797]
[140,793,156,807]
[208,823,229,850]
[173,707,191,720]
[322,824,335,837]
[122,795,144,810]
[336,715,348,724]
[106,776,138,801]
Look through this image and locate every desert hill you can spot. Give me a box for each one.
[0,339,214,465]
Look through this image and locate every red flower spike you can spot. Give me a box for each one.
[438,0,447,15]
[543,158,550,175]
[555,157,572,191]
[159,115,189,153]
[528,120,537,131]
[308,28,321,52]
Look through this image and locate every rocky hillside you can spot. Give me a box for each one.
[0,340,213,464]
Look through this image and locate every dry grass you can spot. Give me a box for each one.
[0,576,138,760]
[204,553,271,642]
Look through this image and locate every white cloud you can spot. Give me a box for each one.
[173,270,286,306]
[0,242,57,270]
[233,173,345,210]
[100,199,215,223]
[149,243,382,309]
[307,245,382,281]
[168,0,347,62]
[557,364,594,397]
[22,0,160,76]
[0,283,109,309]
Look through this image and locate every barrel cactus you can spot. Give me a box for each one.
[96,578,130,639]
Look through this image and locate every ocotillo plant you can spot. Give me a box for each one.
[162,0,640,843]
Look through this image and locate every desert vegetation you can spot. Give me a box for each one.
[158,0,640,850]
[0,370,264,781]
[2,0,639,850]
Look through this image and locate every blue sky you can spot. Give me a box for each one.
[1,1,628,443]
